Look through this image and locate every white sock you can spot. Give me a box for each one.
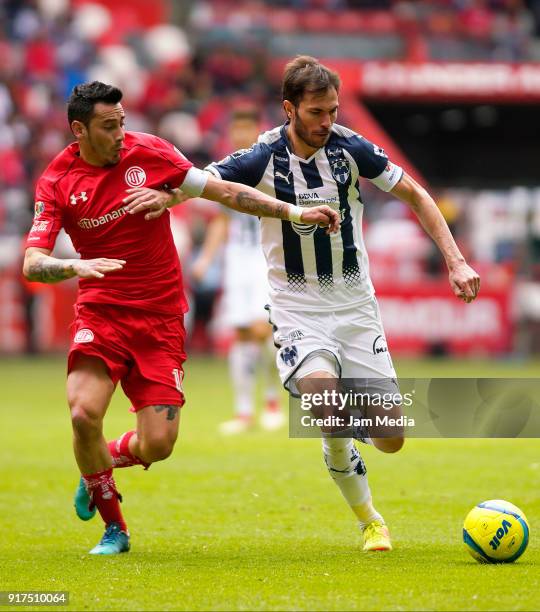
[322,436,382,528]
[229,341,260,418]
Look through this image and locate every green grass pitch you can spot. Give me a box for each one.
[0,356,539,611]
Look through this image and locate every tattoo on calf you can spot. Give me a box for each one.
[153,405,179,420]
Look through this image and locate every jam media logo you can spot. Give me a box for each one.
[34,201,45,218]
[280,345,299,367]
[125,166,146,187]
[70,192,88,206]
[74,328,94,344]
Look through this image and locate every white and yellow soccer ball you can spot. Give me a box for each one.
[463,499,530,564]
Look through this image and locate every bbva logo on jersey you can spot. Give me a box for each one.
[330,159,350,185]
[125,166,146,188]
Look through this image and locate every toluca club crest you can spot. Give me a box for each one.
[331,159,351,185]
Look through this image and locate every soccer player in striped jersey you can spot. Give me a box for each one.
[127,56,480,552]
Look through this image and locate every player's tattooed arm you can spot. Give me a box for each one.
[235,191,288,219]
[23,247,126,283]
[202,175,341,233]
[123,176,340,232]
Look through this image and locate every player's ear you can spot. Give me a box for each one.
[283,100,294,120]
[71,120,87,139]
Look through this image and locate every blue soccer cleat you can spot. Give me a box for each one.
[89,522,130,555]
[74,477,96,521]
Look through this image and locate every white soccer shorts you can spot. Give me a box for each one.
[267,297,397,396]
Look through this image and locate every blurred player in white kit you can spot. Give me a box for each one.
[192,108,285,434]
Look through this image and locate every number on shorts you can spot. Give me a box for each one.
[172,368,184,392]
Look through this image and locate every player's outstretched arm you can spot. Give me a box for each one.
[201,175,340,233]
[23,247,125,283]
[390,173,480,303]
[123,176,341,234]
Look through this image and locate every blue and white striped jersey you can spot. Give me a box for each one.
[206,123,403,311]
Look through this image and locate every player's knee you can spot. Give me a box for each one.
[139,434,177,462]
[374,436,404,454]
[69,403,103,438]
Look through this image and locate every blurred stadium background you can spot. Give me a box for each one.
[2,3,540,609]
[0,0,539,360]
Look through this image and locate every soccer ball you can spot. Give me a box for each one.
[463,499,530,564]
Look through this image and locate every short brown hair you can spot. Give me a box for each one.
[282,55,340,107]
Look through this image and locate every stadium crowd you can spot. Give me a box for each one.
[0,0,539,353]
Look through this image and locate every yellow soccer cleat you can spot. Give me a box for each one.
[362,520,392,552]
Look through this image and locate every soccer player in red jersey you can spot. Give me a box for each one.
[22,82,340,555]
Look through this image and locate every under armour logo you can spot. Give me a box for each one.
[275,170,292,184]
[70,192,88,206]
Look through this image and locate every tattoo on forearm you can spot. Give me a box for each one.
[26,260,73,283]
[236,192,287,219]
[153,405,179,420]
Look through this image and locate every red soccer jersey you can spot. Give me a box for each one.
[26,131,193,314]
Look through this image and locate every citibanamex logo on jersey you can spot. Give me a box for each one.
[74,328,94,343]
[125,166,146,188]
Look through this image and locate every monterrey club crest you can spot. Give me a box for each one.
[330,159,351,185]
[125,166,146,188]
[280,345,299,367]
